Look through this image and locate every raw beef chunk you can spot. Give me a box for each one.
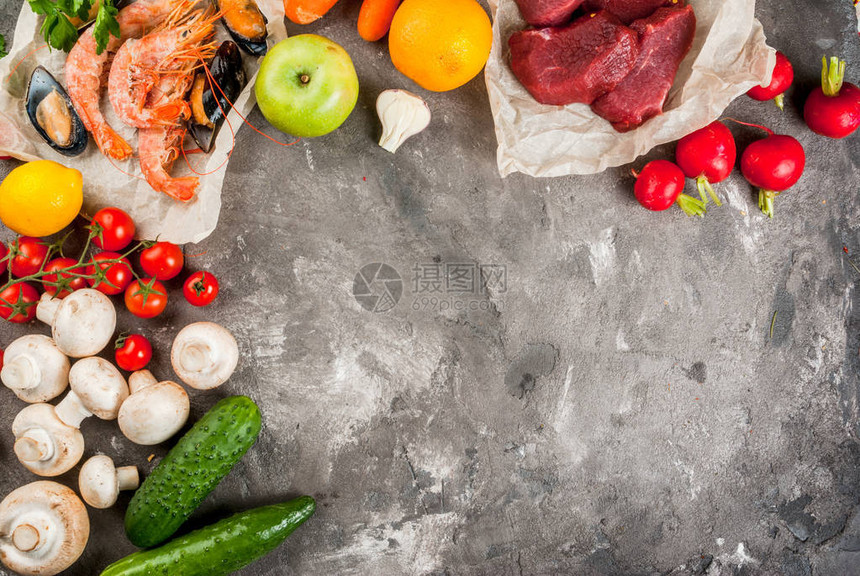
[509,11,640,106]
[591,6,696,132]
[514,0,586,27]
[584,0,685,24]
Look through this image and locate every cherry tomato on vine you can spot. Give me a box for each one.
[0,282,39,323]
[139,242,184,281]
[125,278,168,319]
[91,207,136,251]
[114,334,153,371]
[182,271,219,307]
[86,252,134,296]
[43,257,87,298]
[8,237,49,278]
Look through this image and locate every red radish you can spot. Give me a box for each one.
[804,56,860,139]
[675,121,736,207]
[737,121,805,218]
[633,160,707,217]
[747,51,794,110]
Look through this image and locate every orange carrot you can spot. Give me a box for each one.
[358,0,402,42]
[284,0,340,24]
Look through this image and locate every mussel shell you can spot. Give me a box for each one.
[25,66,88,157]
[189,41,247,153]
[216,0,268,56]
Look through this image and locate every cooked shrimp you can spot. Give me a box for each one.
[64,0,180,160]
[109,7,218,129]
[138,125,199,202]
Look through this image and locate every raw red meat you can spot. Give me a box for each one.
[584,0,685,24]
[514,0,586,27]
[591,6,696,132]
[509,11,640,106]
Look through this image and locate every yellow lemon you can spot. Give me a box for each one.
[0,160,83,237]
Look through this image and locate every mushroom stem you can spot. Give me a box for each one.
[54,392,92,429]
[11,524,41,552]
[128,370,158,394]
[2,356,41,391]
[116,466,140,491]
[178,341,214,372]
[35,292,61,325]
[14,429,55,463]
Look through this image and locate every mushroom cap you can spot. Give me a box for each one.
[12,404,85,477]
[77,456,114,509]
[50,289,116,358]
[0,481,90,576]
[171,321,239,390]
[0,335,70,403]
[69,358,129,420]
[118,381,190,445]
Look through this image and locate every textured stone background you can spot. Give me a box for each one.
[2,0,860,574]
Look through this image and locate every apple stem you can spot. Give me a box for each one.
[300,74,310,85]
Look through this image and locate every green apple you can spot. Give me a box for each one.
[255,34,360,138]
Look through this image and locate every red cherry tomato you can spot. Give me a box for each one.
[0,282,39,323]
[8,237,49,278]
[114,334,153,371]
[86,252,134,296]
[0,242,8,275]
[43,257,87,298]
[182,271,219,307]
[91,207,136,251]
[0,349,4,371]
[139,242,184,281]
[124,278,168,319]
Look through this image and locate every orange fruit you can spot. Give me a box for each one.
[388,0,493,92]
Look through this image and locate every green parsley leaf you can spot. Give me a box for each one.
[0,35,6,59]
[41,12,78,52]
[28,0,117,53]
[92,0,119,55]
[28,0,55,16]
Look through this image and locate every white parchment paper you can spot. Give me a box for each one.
[485,0,776,177]
[0,0,286,243]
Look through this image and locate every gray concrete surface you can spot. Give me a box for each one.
[2,0,860,574]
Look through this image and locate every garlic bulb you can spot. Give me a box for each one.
[376,89,431,153]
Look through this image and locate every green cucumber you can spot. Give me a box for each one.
[125,395,262,548]
[103,496,316,576]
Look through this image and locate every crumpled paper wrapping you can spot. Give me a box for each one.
[485,0,776,177]
[0,0,286,243]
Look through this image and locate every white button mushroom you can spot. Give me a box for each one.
[12,404,85,477]
[118,370,190,445]
[171,321,239,390]
[60,357,129,421]
[0,481,90,576]
[0,335,70,403]
[78,455,140,509]
[36,289,116,358]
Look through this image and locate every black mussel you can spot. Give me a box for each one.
[189,41,247,153]
[216,0,268,56]
[26,66,88,157]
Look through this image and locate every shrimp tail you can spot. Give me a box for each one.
[157,176,199,202]
[139,126,199,202]
[95,126,135,160]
